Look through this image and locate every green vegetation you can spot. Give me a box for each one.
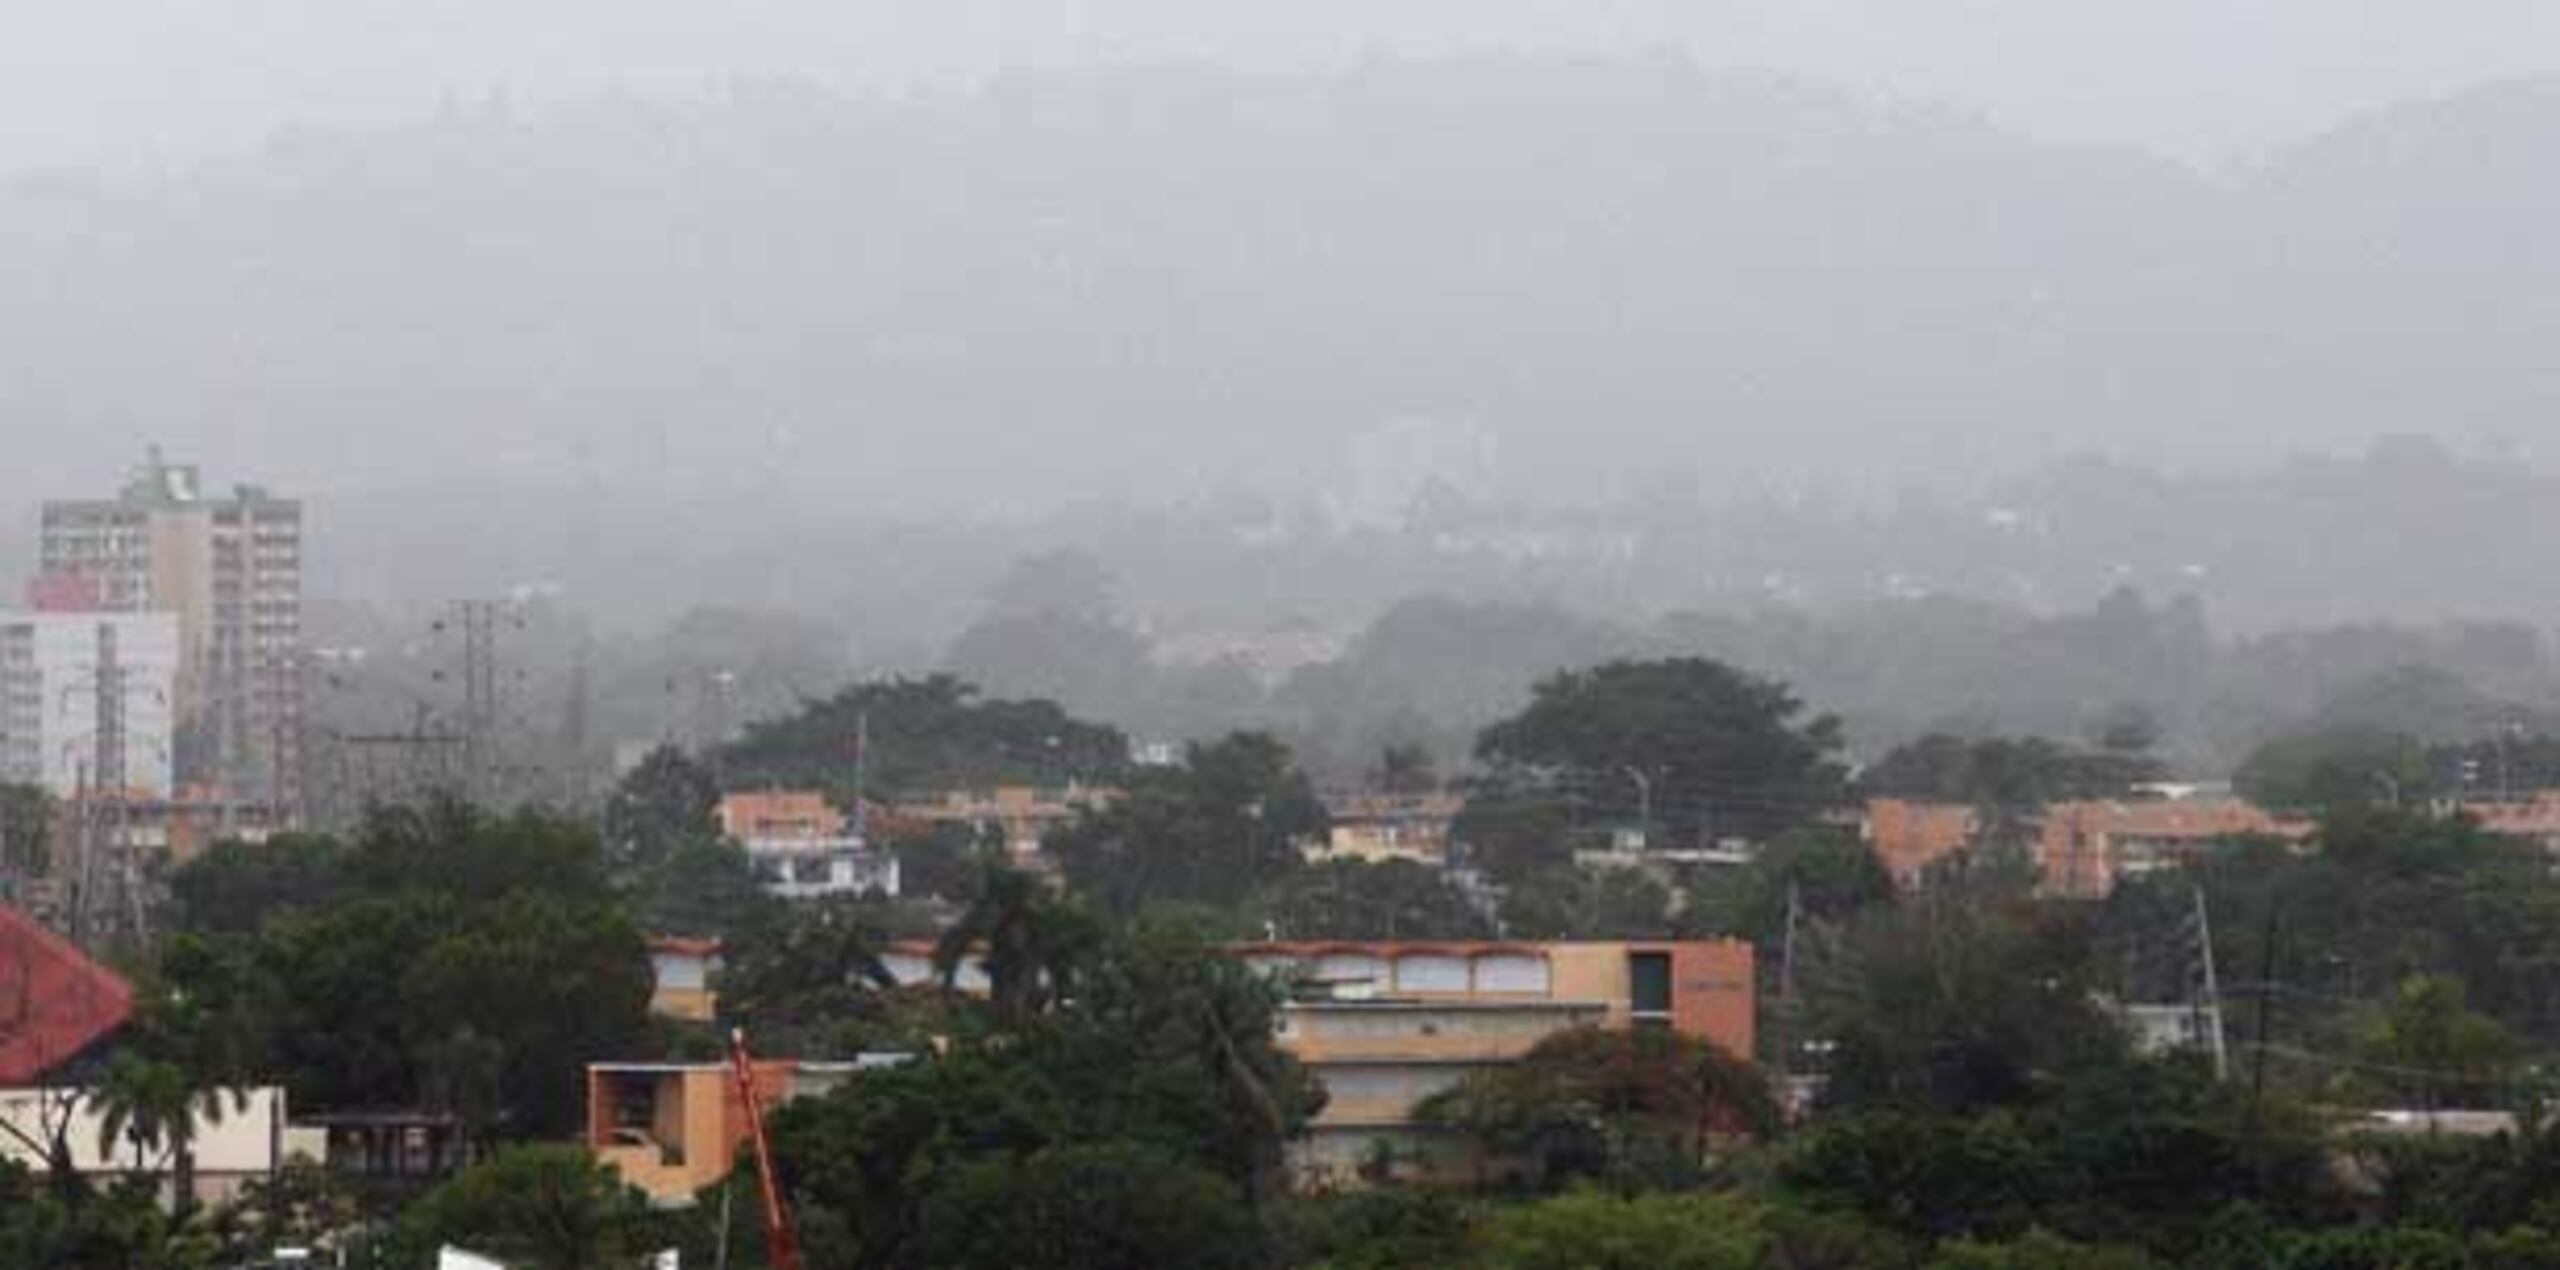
[41,657,2560,1268]
[721,673,1130,798]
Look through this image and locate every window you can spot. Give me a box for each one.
[1629,951,1673,1019]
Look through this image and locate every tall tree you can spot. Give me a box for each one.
[1051,732,1325,917]
[935,864,1101,1026]
[601,744,720,876]
[1476,658,1849,850]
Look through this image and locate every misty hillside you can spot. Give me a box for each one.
[3,58,2557,521]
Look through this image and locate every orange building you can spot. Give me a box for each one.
[1863,798,1979,888]
[586,1056,910,1205]
[2034,799,2309,899]
[1866,796,2305,898]
[716,791,845,841]
[1232,939,1756,1185]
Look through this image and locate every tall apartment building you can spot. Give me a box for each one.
[37,452,303,814]
[0,613,180,798]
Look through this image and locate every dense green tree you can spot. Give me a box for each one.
[1450,780,1578,886]
[389,1144,658,1270]
[2233,727,2433,813]
[159,806,653,1140]
[1497,866,1673,940]
[1264,1188,1479,1270]
[1685,828,1895,946]
[1468,1190,1768,1270]
[722,674,1128,798]
[768,919,1316,1268]
[1051,732,1325,916]
[628,836,774,940]
[934,864,1102,1026]
[1926,1229,2161,1270]
[600,744,720,875]
[886,820,996,902]
[1420,1026,1777,1192]
[713,893,939,1057]
[1476,658,1850,849]
[913,1143,1262,1270]
[2359,975,2522,1109]
[167,834,349,937]
[0,1162,203,1270]
[1811,887,2125,1115]
[1860,734,2165,845]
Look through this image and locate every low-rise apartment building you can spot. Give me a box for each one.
[716,791,899,899]
[0,1085,315,1208]
[1234,938,1757,1185]
[1863,796,2308,898]
[888,784,1116,863]
[1305,791,1462,867]
[586,1056,910,1205]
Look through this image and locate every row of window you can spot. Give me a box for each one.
[1245,951,1555,996]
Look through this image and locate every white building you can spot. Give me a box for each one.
[715,791,901,900]
[39,451,304,809]
[0,612,180,798]
[0,1085,319,1208]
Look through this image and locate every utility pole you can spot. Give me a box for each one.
[2247,897,2280,1197]
[433,599,516,807]
[2193,885,2230,1080]
[1776,881,1803,1090]
[852,711,870,843]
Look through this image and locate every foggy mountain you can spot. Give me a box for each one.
[4,58,2558,634]
[6,59,2559,504]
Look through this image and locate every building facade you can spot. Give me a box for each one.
[1233,938,1758,1185]
[717,791,900,899]
[37,453,303,815]
[0,612,179,799]
[586,1057,910,1205]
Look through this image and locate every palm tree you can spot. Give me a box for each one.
[93,1052,245,1214]
[935,863,1096,1024]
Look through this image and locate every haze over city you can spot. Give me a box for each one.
[7,10,2560,1265]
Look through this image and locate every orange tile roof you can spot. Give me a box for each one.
[0,905,134,1084]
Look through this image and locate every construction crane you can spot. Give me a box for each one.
[728,1029,805,1270]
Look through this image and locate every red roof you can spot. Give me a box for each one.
[0,906,134,1084]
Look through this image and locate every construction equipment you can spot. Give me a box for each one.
[728,1029,804,1270]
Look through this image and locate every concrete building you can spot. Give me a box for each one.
[2033,798,2310,899]
[1232,938,1758,1186]
[0,1085,316,1208]
[1305,791,1462,867]
[38,452,303,813]
[1863,796,2309,898]
[717,791,900,899]
[888,783,1116,864]
[0,612,179,799]
[586,1056,910,1205]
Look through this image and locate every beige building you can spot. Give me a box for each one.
[38,452,303,815]
[0,1085,320,1208]
[1236,939,1758,1185]
[1305,791,1462,866]
[587,1057,908,1205]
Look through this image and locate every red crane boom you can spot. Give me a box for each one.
[729,1028,805,1270]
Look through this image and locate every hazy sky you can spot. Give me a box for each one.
[7,0,2557,174]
